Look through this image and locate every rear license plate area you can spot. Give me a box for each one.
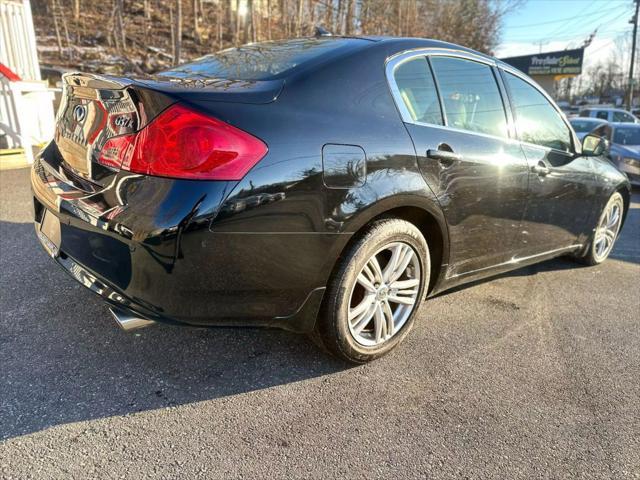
[38,210,61,258]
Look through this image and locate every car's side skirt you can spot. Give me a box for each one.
[430,244,583,296]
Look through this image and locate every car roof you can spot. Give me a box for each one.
[610,122,640,127]
[581,107,629,112]
[569,117,607,123]
[333,35,498,63]
[387,36,496,58]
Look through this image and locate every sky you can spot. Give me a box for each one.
[495,0,637,72]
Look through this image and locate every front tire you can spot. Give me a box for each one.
[578,192,624,266]
[314,219,430,363]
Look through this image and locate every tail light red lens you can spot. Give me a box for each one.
[98,104,267,180]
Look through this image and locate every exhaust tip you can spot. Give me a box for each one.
[109,307,156,331]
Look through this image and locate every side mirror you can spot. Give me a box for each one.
[582,134,609,156]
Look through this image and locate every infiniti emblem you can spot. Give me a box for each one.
[73,104,87,123]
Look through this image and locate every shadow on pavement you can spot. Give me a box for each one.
[0,220,349,441]
[1,190,638,440]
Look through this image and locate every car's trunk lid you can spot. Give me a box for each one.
[51,72,283,189]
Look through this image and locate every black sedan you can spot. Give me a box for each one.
[32,36,630,363]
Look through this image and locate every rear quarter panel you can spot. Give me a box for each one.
[193,41,446,304]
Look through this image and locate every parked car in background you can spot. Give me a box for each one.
[592,122,640,186]
[569,117,608,141]
[559,105,579,118]
[579,107,638,123]
[31,36,631,363]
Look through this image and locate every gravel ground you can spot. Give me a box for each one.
[1,167,639,479]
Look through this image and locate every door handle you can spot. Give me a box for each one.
[531,162,550,176]
[427,149,461,165]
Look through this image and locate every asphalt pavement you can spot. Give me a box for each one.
[1,167,639,479]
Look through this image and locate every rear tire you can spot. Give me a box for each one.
[313,219,430,363]
[577,192,624,266]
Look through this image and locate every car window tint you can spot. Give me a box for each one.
[504,72,572,152]
[429,57,507,138]
[570,120,598,132]
[596,111,609,120]
[613,127,640,145]
[157,38,366,81]
[393,57,443,125]
[612,111,634,122]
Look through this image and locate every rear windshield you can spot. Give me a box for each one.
[613,127,640,145]
[158,38,367,81]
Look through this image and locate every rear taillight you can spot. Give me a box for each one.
[98,104,267,180]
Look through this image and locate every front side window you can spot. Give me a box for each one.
[596,111,609,120]
[430,56,508,138]
[393,57,443,125]
[504,72,572,152]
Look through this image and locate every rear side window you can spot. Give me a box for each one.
[570,120,597,132]
[430,56,508,138]
[613,111,635,123]
[393,57,443,125]
[596,111,609,120]
[504,72,572,152]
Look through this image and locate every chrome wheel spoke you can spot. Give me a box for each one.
[595,235,606,256]
[357,273,376,293]
[594,198,623,261]
[349,294,374,321]
[367,255,384,284]
[606,207,619,229]
[387,294,416,305]
[604,229,616,243]
[347,241,422,347]
[602,208,611,228]
[382,300,394,338]
[373,303,386,343]
[392,247,415,283]
[382,244,403,282]
[389,278,419,290]
[351,300,376,334]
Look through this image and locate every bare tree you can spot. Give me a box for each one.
[174,0,182,64]
[31,0,523,73]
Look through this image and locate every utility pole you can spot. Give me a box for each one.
[628,0,639,110]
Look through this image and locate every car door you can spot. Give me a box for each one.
[501,68,597,254]
[387,53,530,277]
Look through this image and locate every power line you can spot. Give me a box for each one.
[544,0,600,38]
[506,7,632,40]
[506,26,629,44]
[586,32,627,55]
[505,5,624,29]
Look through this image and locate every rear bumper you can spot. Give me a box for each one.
[31,154,335,333]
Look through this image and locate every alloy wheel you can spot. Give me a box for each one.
[593,197,623,262]
[347,242,421,347]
